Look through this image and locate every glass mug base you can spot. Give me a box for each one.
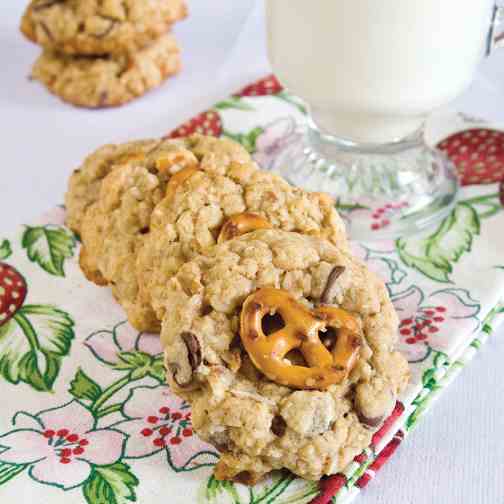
[267,120,459,241]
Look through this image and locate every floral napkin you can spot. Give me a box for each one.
[0,76,503,504]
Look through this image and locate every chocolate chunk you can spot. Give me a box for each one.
[181,331,202,372]
[200,304,212,316]
[233,471,260,486]
[320,266,346,304]
[168,332,201,387]
[271,415,287,437]
[357,411,384,429]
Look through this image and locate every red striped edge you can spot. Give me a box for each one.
[308,401,405,504]
[356,430,405,489]
[310,474,348,504]
[371,401,405,448]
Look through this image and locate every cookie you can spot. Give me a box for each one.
[65,138,168,235]
[136,134,349,324]
[77,136,200,331]
[160,229,410,482]
[76,135,348,332]
[21,0,187,55]
[31,32,181,108]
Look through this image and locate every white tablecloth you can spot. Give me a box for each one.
[0,2,503,502]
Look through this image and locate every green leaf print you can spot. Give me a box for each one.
[70,369,103,402]
[421,368,436,388]
[202,473,317,504]
[150,356,166,383]
[215,97,255,111]
[223,127,264,154]
[0,305,74,391]
[276,91,308,115]
[205,476,241,504]
[0,240,12,260]
[114,351,165,382]
[0,461,28,486]
[22,225,76,277]
[396,202,480,283]
[82,462,139,504]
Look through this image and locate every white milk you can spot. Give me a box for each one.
[266,0,494,143]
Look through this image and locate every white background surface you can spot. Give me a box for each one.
[1,1,503,503]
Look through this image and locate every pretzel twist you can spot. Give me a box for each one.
[240,288,361,389]
[218,213,272,243]
[164,166,200,198]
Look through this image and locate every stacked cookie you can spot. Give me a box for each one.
[20,0,187,107]
[65,135,410,483]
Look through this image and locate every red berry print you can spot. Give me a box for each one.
[437,129,504,186]
[57,429,69,438]
[171,412,182,421]
[73,447,84,455]
[66,434,79,443]
[159,426,171,437]
[147,416,159,424]
[79,439,89,446]
[43,430,55,438]
[182,428,192,437]
[168,110,223,138]
[401,304,448,345]
[141,428,153,437]
[60,448,72,458]
[153,438,166,447]
[170,437,182,445]
[159,407,170,415]
[369,202,408,231]
[0,263,27,327]
[60,457,71,464]
[235,75,283,97]
[500,179,504,207]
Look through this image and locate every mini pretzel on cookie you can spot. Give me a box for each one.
[240,287,361,390]
[164,166,200,199]
[218,213,272,243]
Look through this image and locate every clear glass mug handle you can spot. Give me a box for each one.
[488,3,504,53]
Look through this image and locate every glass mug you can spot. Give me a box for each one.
[265,0,503,239]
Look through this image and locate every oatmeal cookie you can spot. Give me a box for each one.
[77,136,201,331]
[21,0,187,55]
[31,32,181,108]
[65,138,168,235]
[136,134,348,322]
[161,229,410,482]
[76,134,347,332]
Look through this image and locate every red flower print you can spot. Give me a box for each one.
[0,401,125,490]
[113,385,217,471]
[393,287,480,363]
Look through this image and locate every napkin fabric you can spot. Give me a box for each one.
[0,76,503,504]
